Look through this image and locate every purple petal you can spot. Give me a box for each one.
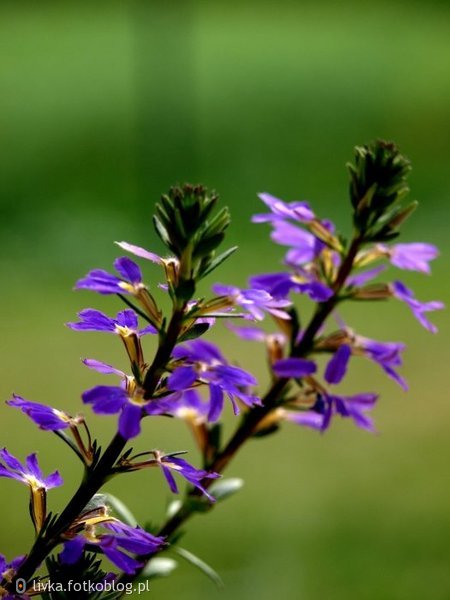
[75,270,123,295]
[115,241,164,264]
[60,537,86,565]
[118,404,142,439]
[102,545,142,575]
[67,308,116,332]
[324,344,351,384]
[7,395,70,431]
[273,358,317,378]
[168,366,197,391]
[0,448,23,471]
[208,384,224,422]
[285,410,324,430]
[114,257,142,284]
[225,322,267,342]
[82,359,126,377]
[161,465,179,494]
[389,243,439,274]
[82,386,128,414]
[296,281,333,302]
[392,281,444,333]
[25,453,43,480]
[214,364,257,387]
[44,470,64,489]
[115,309,139,330]
[139,324,158,336]
[346,265,386,287]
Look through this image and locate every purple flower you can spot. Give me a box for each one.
[168,340,260,421]
[154,390,210,422]
[67,308,156,336]
[270,221,322,264]
[324,344,351,384]
[76,257,144,295]
[285,392,378,433]
[252,192,315,224]
[391,281,444,333]
[250,272,333,302]
[151,451,220,501]
[69,308,156,368]
[60,521,165,574]
[346,265,386,287]
[82,358,128,378]
[272,358,317,378]
[0,553,26,598]
[7,395,79,431]
[0,448,63,491]
[381,243,439,274]
[82,385,144,440]
[351,334,407,390]
[115,241,166,265]
[211,283,292,320]
[226,322,287,346]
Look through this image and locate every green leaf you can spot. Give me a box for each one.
[153,214,174,251]
[178,322,211,342]
[139,557,178,580]
[174,547,224,589]
[200,246,238,278]
[102,493,138,527]
[208,478,244,502]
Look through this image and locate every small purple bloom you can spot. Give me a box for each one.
[0,553,26,598]
[76,257,144,295]
[285,392,378,433]
[82,385,144,439]
[152,451,220,502]
[270,221,321,264]
[7,395,78,431]
[250,272,333,302]
[324,344,351,384]
[352,333,408,390]
[115,241,166,265]
[0,448,63,491]
[212,283,292,320]
[252,192,315,224]
[67,308,156,336]
[60,521,165,574]
[382,243,439,274]
[226,322,288,349]
[391,281,444,333]
[346,265,386,287]
[272,358,317,378]
[168,340,260,422]
[82,358,127,377]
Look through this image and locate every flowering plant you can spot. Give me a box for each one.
[0,141,443,599]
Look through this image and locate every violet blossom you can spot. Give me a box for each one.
[148,451,220,502]
[7,395,80,431]
[67,308,156,336]
[76,257,144,296]
[391,281,444,333]
[60,521,165,574]
[168,340,260,421]
[211,283,292,320]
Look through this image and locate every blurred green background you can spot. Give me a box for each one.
[1,1,449,598]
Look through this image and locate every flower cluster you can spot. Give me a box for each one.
[0,143,443,598]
